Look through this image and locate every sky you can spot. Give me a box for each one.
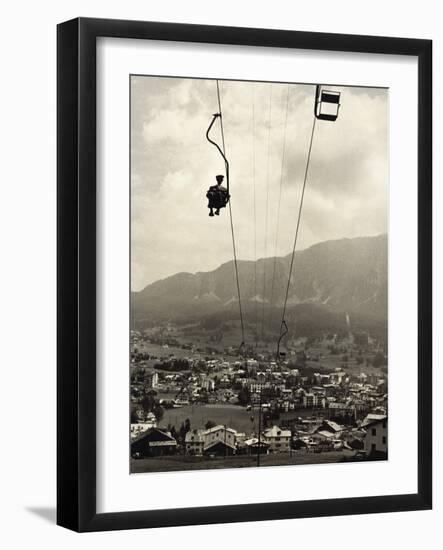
[131,76,388,291]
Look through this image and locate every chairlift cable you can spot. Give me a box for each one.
[216,80,246,349]
[276,84,340,359]
[260,84,273,342]
[251,84,258,351]
[268,84,290,330]
[277,115,317,356]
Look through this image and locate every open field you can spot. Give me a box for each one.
[304,356,385,377]
[137,342,197,360]
[160,403,257,433]
[131,449,359,473]
[160,403,338,433]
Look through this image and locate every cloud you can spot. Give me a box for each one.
[131,77,388,290]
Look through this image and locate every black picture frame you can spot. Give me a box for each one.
[57,17,432,532]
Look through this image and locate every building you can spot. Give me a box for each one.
[130,412,157,440]
[330,370,346,384]
[246,359,259,376]
[237,437,270,455]
[362,414,387,457]
[203,425,237,452]
[249,382,271,393]
[203,439,236,456]
[262,425,291,453]
[303,393,325,408]
[131,423,149,440]
[314,373,331,385]
[315,420,342,439]
[185,429,205,455]
[328,401,356,421]
[146,371,159,389]
[185,425,238,457]
[201,377,215,391]
[219,375,231,388]
[303,393,315,407]
[131,428,177,458]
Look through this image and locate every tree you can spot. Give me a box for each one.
[205,420,216,430]
[179,419,191,442]
[153,403,164,422]
[372,352,387,368]
[170,426,178,440]
[140,389,163,423]
[130,409,139,423]
[237,387,251,407]
[184,418,191,432]
[140,393,156,414]
[167,423,178,440]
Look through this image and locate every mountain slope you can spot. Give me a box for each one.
[131,234,387,329]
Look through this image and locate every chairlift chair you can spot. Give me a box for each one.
[205,113,231,215]
[315,85,341,121]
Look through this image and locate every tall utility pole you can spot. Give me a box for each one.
[257,389,262,467]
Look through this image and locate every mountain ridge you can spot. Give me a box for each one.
[131,234,388,329]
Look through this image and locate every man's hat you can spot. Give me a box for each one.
[216,174,224,182]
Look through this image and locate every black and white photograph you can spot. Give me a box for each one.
[0,0,436,543]
[130,75,389,473]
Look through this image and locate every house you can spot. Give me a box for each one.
[341,427,365,450]
[323,384,338,397]
[249,382,271,393]
[303,393,317,407]
[201,377,215,391]
[328,401,356,420]
[295,435,318,449]
[131,428,177,458]
[303,393,325,408]
[315,420,342,439]
[314,373,331,385]
[262,425,291,453]
[219,376,231,388]
[237,437,270,455]
[330,370,346,384]
[146,371,159,388]
[203,425,237,454]
[130,412,157,440]
[362,414,387,457]
[185,425,238,457]
[203,439,236,456]
[185,429,205,456]
[246,359,259,375]
[131,423,150,440]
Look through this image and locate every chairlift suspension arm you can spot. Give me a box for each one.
[206,113,230,195]
[276,320,288,361]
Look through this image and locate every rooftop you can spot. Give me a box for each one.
[263,425,291,438]
[361,414,387,428]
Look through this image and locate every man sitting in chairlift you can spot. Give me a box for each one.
[206,174,229,217]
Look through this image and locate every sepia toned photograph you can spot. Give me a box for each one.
[130,75,388,474]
